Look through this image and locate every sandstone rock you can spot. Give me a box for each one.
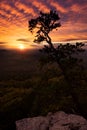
[16,111,87,130]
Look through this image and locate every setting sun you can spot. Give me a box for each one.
[18,44,25,50]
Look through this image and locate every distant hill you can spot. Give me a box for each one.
[0,47,87,80]
[0,49,41,80]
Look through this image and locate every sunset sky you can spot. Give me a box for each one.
[0,0,87,49]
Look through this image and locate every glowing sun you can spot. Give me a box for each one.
[18,44,25,50]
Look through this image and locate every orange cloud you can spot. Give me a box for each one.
[0,9,7,17]
[70,3,87,13]
[51,21,87,42]
[0,2,24,25]
[15,1,37,16]
[32,1,50,12]
[50,1,68,13]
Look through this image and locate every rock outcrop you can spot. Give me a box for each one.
[16,111,87,130]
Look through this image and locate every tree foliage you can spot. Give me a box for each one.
[28,10,85,66]
[40,42,84,65]
[29,10,61,48]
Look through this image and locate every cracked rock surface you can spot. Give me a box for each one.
[16,111,87,130]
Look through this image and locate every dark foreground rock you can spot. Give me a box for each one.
[16,111,87,130]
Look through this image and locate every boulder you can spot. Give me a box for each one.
[16,111,87,130]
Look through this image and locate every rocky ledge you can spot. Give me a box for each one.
[16,111,87,130]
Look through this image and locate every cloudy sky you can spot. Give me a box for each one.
[0,0,87,49]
